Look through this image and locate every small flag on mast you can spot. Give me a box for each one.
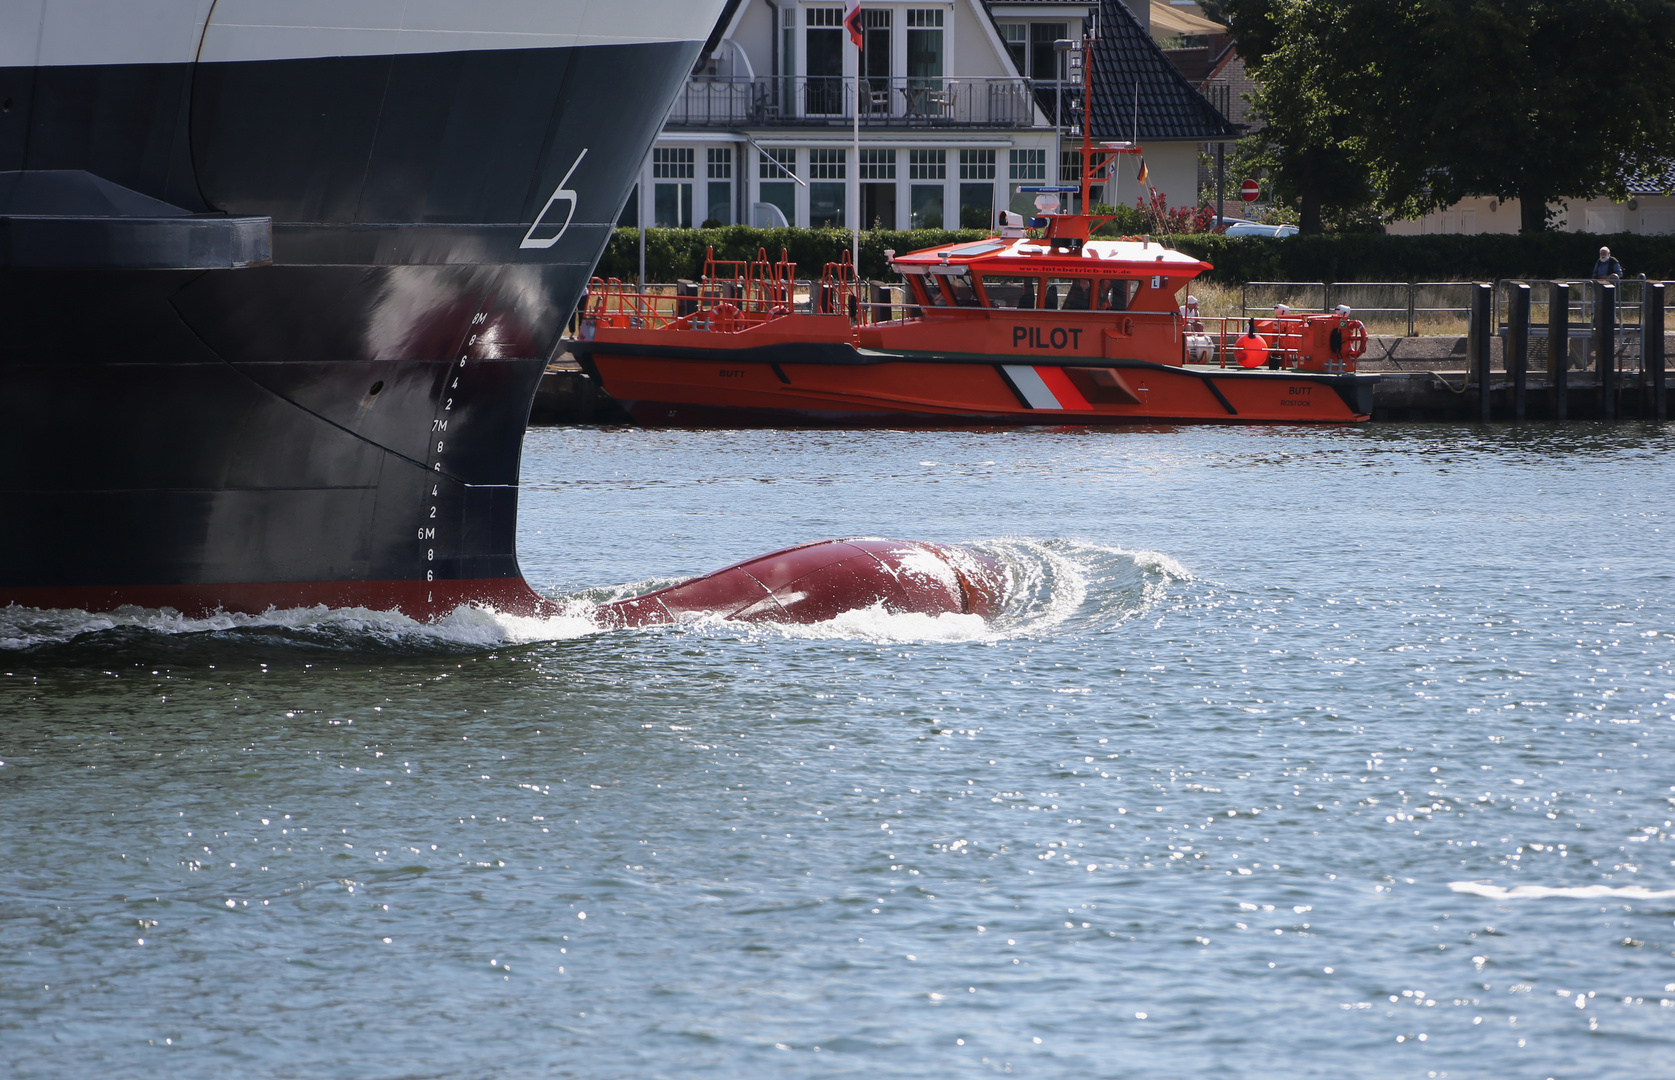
[1136,159,1149,187]
[845,0,864,47]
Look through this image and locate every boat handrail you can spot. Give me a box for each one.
[1188,313,1366,372]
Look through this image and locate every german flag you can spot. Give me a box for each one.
[1136,159,1149,187]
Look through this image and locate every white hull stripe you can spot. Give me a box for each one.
[1001,365,1062,410]
[4,0,727,68]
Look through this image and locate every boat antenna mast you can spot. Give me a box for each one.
[1049,25,1142,244]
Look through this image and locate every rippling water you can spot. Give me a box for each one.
[4,422,1673,1079]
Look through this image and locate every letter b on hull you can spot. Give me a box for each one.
[521,150,589,250]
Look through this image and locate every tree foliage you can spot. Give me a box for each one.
[1223,0,1675,232]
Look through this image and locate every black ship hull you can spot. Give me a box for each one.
[2,22,717,618]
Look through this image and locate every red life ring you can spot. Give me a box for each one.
[1343,320,1367,358]
[711,302,740,334]
[1235,333,1268,368]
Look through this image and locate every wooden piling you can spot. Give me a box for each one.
[1508,283,1530,422]
[1471,282,1493,421]
[1550,282,1569,422]
[1596,282,1616,421]
[1650,282,1668,423]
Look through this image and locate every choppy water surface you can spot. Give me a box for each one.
[4,422,1674,1080]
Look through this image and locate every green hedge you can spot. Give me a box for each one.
[599,226,1675,285]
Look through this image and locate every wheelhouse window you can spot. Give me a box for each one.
[977,275,1036,309]
[1041,277,1093,311]
[1097,279,1136,311]
[935,270,980,307]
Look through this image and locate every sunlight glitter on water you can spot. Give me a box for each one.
[3,422,1672,1080]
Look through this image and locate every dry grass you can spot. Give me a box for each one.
[1175,281,1471,337]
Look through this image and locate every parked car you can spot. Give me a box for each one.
[1214,217,1299,238]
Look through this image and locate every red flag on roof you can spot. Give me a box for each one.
[845,0,864,47]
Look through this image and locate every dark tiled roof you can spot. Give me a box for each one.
[1628,162,1675,196]
[1088,0,1237,142]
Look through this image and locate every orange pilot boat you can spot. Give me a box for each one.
[572,39,1377,428]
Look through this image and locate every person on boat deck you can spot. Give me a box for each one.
[1097,279,1128,311]
[1180,294,1203,332]
[1592,246,1623,281]
[1255,302,1290,336]
[1063,278,1092,310]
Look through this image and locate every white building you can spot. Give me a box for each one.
[630,0,1233,230]
[1388,186,1675,237]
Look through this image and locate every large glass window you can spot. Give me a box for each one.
[859,148,896,180]
[654,183,692,228]
[910,185,943,229]
[806,7,844,115]
[959,150,996,180]
[907,9,944,92]
[862,184,896,229]
[809,148,846,180]
[653,147,695,179]
[999,24,1026,73]
[959,150,995,229]
[1009,149,1046,182]
[1029,23,1068,79]
[758,148,797,226]
[810,185,845,228]
[809,148,845,228]
[779,6,796,114]
[860,149,897,229]
[909,149,945,229]
[862,9,891,80]
[652,148,695,228]
[909,149,945,180]
[706,148,732,226]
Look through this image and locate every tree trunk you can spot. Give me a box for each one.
[1299,189,1323,234]
[1298,147,1323,235]
[1517,183,1549,233]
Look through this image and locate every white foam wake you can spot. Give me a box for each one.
[1449,881,1675,900]
[0,601,602,652]
[3,539,1191,651]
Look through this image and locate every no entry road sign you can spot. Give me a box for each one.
[1240,178,1261,202]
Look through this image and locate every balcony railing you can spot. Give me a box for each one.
[668,76,1042,129]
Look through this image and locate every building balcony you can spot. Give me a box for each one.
[667,76,1044,130]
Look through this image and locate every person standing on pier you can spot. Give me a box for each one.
[1592,246,1624,281]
